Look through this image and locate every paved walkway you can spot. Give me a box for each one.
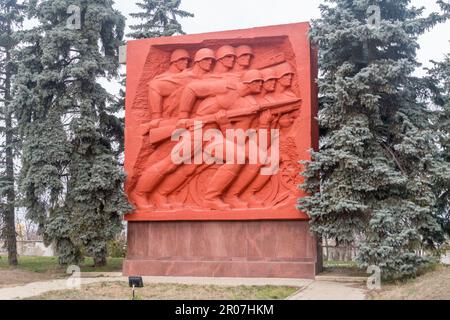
[0,277,122,300]
[0,275,366,300]
[288,281,367,300]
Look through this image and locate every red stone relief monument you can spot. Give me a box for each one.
[123,23,320,278]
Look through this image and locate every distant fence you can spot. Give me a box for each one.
[322,245,357,262]
[322,243,450,265]
[0,240,54,257]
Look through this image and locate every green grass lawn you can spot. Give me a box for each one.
[321,260,368,277]
[324,260,358,268]
[0,255,123,274]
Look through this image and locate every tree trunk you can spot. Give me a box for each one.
[4,36,18,266]
[94,256,107,267]
[316,237,324,274]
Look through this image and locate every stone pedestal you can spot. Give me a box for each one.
[123,22,320,280]
[123,220,318,279]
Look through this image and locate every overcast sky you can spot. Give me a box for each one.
[119,0,450,63]
[106,0,450,93]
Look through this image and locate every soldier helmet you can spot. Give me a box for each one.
[261,68,277,82]
[236,45,254,57]
[241,69,264,84]
[216,45,237,60]
[194,48,216,62]
[170,49,191,63]
[277,63,295,78]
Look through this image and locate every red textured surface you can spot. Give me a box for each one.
[123,220,317,279]
[124,22,318,222]
[123,23,319,278]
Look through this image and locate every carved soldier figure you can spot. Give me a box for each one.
[130,70,264,210]
[223,108,275,208]
[146,68,299,210]
[259,68,279,103]
[148,49,191,119]
[226,65,302,208]
[129,48,217,208]
[148,48,216,119]
[189,48,216,76]
[176,46,256,119]
[276,63,297,99]
[234,45,254,73]
[200,70,265,210]
[165,49,191,75]
[242,111,299,207]
[129,44,301,211]
[224,68,282,208]
[214,45,237,74]
[158,70,277,211]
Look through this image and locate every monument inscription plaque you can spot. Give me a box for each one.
[124,23,319,278]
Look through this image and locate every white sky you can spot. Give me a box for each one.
[107,0,450,92]
[117,0,450,63]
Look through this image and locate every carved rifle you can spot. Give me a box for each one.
[148,98,302,144]
[126,98,301,193]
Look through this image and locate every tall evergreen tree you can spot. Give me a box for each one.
[430,54,450,241]
[300,0,448,278]
[427,1,450,241]
[14,0,131,266]
[0,0,26,266]
[128,0,193,39]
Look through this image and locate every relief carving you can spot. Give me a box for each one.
[127,43,303,212]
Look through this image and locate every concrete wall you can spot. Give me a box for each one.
[0,241,54,257]
[322,244,450,265]
[323,245,357,262]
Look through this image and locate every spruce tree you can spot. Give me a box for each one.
[128,0,193,39]
[429,53,450,242]
[0,0,26,266]
[428,1,450,241]
[300,0,448,278]
[437,1,450,241]
[14,0,131,266]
